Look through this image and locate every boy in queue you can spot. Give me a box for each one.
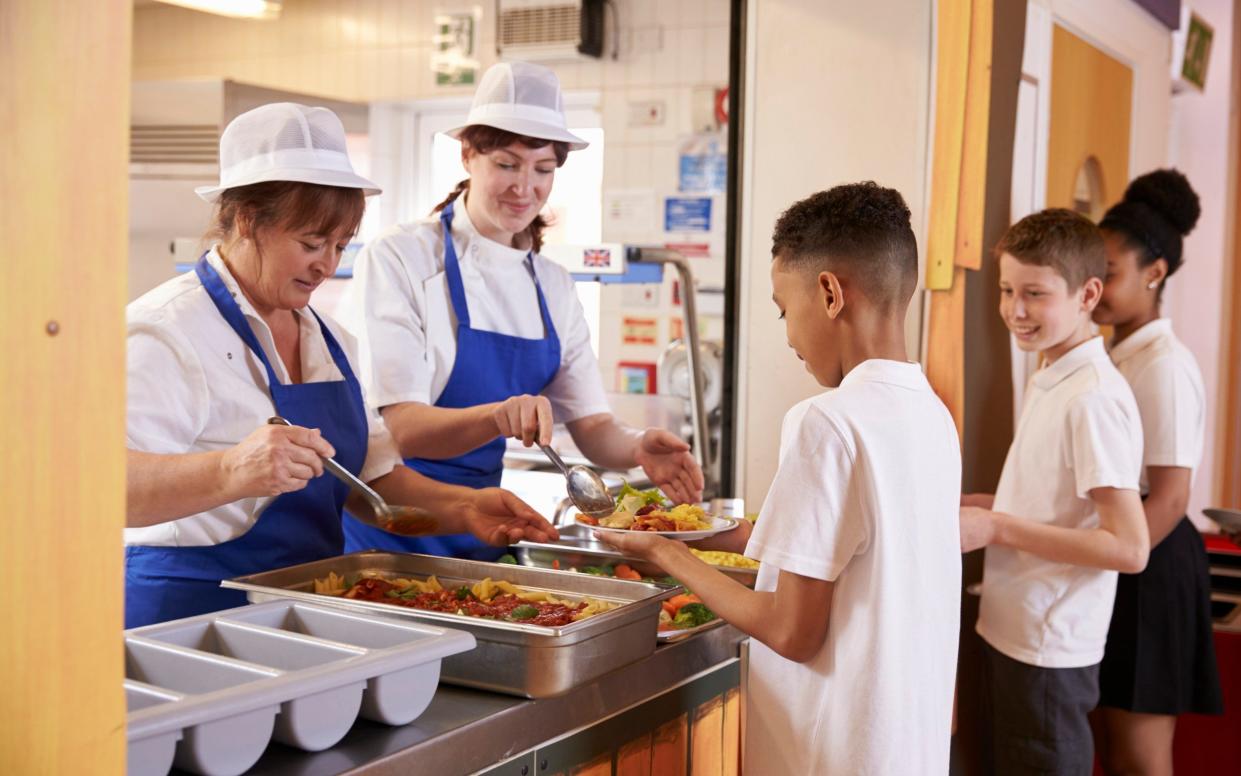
[961,208,1149,775]
[600,182,963,775]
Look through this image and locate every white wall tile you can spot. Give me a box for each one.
[703,24,729,83]
[674,25,706,85]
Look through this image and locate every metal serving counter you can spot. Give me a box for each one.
[211,624,746,776]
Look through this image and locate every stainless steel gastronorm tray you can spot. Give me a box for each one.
[515,523,760,587]
[125,599,475,776]
[223,551,678,698]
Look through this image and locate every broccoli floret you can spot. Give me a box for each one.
[507,604,540,621]
[672,603,716,629]
[497,553,518,565]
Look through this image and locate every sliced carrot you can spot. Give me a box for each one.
[667,593,701,610]
[662,601,677,617]
[577,515,599,526]
[613,564,642,580]
[551,559,561,570]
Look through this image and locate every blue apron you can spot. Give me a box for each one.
[342,201,562,560]
[124,255,369,628]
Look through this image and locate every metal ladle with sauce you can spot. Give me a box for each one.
[267,416,437,536]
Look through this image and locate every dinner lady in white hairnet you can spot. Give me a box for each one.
[340,62,704,561]
[124,102,557,628]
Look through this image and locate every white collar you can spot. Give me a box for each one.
[839,359,926,390]
[1032,336,1107,390]
[1108,318,1174,364]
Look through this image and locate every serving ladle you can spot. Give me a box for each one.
[267,416,437,536]
[536,442,615,518]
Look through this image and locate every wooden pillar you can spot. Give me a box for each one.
[0,1,131,773]
[923,2,1026,774]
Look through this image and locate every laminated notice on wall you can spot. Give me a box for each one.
[433,12,479,86]
[678,133,728,193]
[664,197,712,232]
[621,316,658,345]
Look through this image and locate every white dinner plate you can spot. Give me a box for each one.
[581,514,740,541]
[1204,508,1241,531]
[657,617,726,642]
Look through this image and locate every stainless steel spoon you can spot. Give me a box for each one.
[267,416,437,536]
[536,442,615,518]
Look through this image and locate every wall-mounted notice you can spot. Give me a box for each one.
[617,362,657,394]
[603,188,658,240]
[678,133,727,193]
[664,197,712,232]
[621,316,658,345]
[433,12,478,86]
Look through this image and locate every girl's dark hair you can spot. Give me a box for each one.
[1098,168,1200,284]
[432,124,571,253]
[209,180,366,245]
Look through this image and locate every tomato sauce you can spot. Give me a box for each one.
[341,577,585,627]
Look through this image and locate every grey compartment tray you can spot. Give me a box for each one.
[125,599,475,776]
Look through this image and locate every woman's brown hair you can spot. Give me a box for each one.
[209,181,366,250]
[432,124,570,252]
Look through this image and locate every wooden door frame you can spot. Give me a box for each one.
[1219,1,1241,509]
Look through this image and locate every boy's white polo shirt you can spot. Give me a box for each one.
[1108,318,1204,491]
[744,360,962,775]
[977,337,1142,668]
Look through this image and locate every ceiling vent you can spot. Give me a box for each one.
[497,0,605,62]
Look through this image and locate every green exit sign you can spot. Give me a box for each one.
[1182,12,1213,91]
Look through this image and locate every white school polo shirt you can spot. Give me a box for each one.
[338,199,610,422]
[125,247,402,547]
[1108,318,1204,491]
[744,360,962,776]
[977,337,1142,668]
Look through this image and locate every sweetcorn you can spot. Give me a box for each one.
[690,549,760,569]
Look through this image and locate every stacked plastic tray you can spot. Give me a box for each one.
[124,600,476,776]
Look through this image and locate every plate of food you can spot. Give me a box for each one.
[1204,507,1241,532]
[656,592,722,641]
[576,484,739,540]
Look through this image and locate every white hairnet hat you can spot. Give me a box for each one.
[444,62,588,151]
[196,102,381,203]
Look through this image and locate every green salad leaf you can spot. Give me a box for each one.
[617,482,666,513]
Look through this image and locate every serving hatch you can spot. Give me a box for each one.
[223,551,677,698]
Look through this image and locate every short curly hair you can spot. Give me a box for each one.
[771,182,918,309]
[995,208,1104,290]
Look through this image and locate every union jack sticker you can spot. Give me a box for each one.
[583,247,612,268]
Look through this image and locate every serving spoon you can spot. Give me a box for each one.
[267,416,437,536]
[536,442,615,518]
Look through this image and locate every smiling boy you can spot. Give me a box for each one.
[600,183,962,774]
[962,208,1149,775]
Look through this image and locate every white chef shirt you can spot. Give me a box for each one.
[125,247,402,547]
[339,198,610,421]
[1108,318,1204,491]
[977,337,1143,668]
[744,361,962,776]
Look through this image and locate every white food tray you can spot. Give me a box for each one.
[124,599,476,776]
